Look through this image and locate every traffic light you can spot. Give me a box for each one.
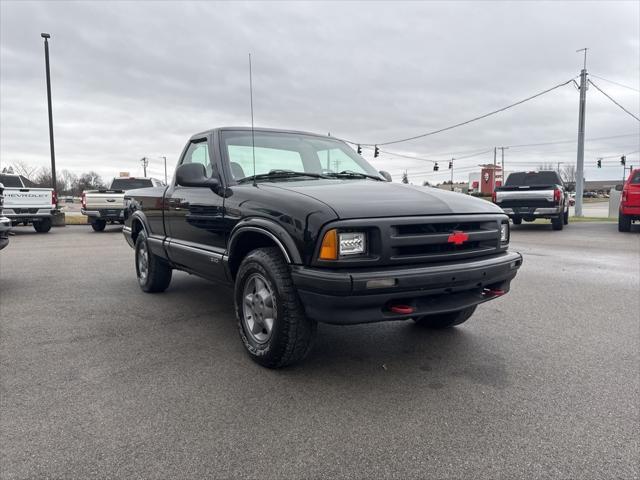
[597,158,601,168]
[433,162,439,172]
[621,155,626,166]
[374,146,379,158]
[448,161,453,170]
[357,144,362,154]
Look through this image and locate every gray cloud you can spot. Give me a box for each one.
[1,0,638,184]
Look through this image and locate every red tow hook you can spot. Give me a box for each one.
[389,304,415,314]
[483,288,506,297]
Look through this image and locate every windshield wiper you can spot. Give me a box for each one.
[325,170,384,181]
[237,169,329,184]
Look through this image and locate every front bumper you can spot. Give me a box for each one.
[291,251,523,324]
[501,207,562,218]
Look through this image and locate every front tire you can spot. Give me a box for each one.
[563,208,569,225]
[91,219,106,232]
[33,218,52,233]
[618,213,632,232]
[512,217,522,225]
[413,305,477,329]
[135,231,172,292]
[235,247,316,368]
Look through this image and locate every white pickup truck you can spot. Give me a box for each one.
[0,173,56,233]
[82,177,164,231]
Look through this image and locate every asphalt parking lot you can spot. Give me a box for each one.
[1,222,638,479]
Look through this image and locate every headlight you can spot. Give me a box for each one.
[339,232,366,256]
[500,222,509,243]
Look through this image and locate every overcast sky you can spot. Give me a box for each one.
[1,0,639,184]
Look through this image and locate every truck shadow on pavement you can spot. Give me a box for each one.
[164,273,510,391]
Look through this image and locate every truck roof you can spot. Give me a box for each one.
[190,126,344,142]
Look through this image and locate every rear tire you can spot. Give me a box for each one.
[33,218,52,233]
[135,230,172,292]
[551,215,564,230]
[413,305,477,329]
[618,213,632,232]
[235,247,316,368]
[91,219,106,232]
[512,217,522,225]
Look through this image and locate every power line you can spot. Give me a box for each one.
[598,149,639,160]
[588,79,640,122]
[365,133,638,164]
[341,77,577,147]
[590,74,640,93]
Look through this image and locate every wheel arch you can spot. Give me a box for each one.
[130,212,149,244]
[227,221,301,280]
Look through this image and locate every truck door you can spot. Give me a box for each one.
[165,137,227,282]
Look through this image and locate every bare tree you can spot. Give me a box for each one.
[538,162,555,171]
[59,170,78,196]
[11,161,38,179]
[561,164,577,184]
[33,168,53,188]
[74,171,106,195]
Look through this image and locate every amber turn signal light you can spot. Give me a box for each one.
[319,229,338,260]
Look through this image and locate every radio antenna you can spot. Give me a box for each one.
[249,53,257,187]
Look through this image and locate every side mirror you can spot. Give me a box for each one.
[615,184,623,191]
[379,170,392,182]
[176,163,220,191]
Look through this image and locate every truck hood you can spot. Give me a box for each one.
[266,180,503,219]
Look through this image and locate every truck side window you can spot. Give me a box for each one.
[181,141,213,177]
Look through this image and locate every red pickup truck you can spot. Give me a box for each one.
[619,168,640,232]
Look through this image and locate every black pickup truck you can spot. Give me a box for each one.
[123,127,522,367]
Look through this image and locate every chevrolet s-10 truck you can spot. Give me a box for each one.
[123,127,522,367]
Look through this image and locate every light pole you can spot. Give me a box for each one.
[140,157,149,177]
[41,33,57,199]
[162,156,167,184]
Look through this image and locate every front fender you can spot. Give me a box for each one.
[228,217,302,264]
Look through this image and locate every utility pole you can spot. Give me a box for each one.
[492,147,497,193]
[41,33,57,200]
[140,157,149,177]
[498,147,508,185]
[575,48,589,217]
[162,156,167,184]
[449,158,454,190]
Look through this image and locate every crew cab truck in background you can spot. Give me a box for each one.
[493,171,569,230]
[618,168,640,232]
[0,173,56,233]
[82,177,164,231]
[123,127,522,368]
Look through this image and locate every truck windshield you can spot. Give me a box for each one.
[220,131,381,182]
[110,178,153,190]
[0,175,24,188]
[505,171,562,187]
